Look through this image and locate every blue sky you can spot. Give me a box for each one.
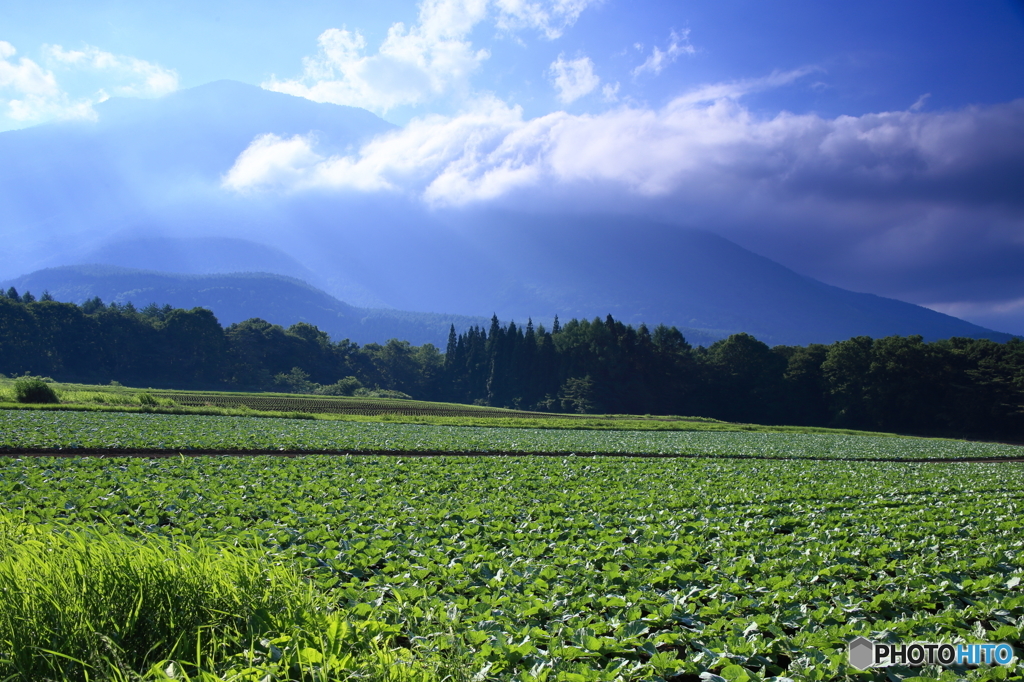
[5,0,1023,128]
[3,0,1024,333]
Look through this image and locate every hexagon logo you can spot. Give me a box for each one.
[849,637,875,670]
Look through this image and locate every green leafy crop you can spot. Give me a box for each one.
[1,450,1021,681]
[2,409,1023,461]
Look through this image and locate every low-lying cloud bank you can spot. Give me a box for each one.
[226,78,1024,209]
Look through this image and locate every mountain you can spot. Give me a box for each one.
[0,80,1016,346]
[438,216,1020,345]
[5,254,1012,349]
[1,266,489,348]
[75,237,318,280]
[0,80,395,282]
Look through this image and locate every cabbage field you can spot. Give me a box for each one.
[2,419,1023,680]
[2,409,1023,460]
[2,405,1024,675]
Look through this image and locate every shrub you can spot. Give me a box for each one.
[274,367,314,394]
[137,392,158,406]
[315,376,363,396]
[13,377,60,404]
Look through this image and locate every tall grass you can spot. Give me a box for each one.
[59,390,179,408]
[0,516,448,681]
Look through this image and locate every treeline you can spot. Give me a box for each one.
[2,288,1022,438]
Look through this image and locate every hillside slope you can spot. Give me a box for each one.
[1,266,490,347]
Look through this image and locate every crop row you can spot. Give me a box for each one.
[2,454,1021,681]
[2,409,1023,460]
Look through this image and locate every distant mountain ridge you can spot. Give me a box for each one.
[1,266,493,347]
[0,80,1016,346]
[398,217,1018,346]
[4,263,1013,349]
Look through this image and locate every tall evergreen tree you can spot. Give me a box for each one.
[445,324,457,364]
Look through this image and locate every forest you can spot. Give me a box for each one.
[2,288,1022,439]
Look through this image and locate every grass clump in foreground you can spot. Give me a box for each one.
[0,515,447,682]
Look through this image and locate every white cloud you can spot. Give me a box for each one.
[0,41,58,97]
[221,133,323,193]
[632,29,695,78]
[910,93,931,112]
[226,69,1024,220]
[601,81,619,102]
[0,40,68,122]
[0,41,177,128]
[45,45,179,97]
[264,0,600,113]
[493,0,599,39]
[673,67,821,106]
[548,55,599,104]
[221,131,397,194]
[225,68,818,201]
[264,0,491,113]
[223,95,535,200]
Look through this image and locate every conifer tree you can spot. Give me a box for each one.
[445,324,457,364]
[487,314,502,348]
[81,297,105,314]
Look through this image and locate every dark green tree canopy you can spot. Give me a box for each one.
[1,293,1020,439]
